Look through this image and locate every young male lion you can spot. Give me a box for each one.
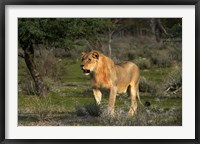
[81,50,141,116]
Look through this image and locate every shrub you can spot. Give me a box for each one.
[139,76,157,94]
[85,103,102,117]
[34,48,63,82]
[19,80,37,95]
[75,105,88,116]
[168,46,182,64]
[150,50,172,67]
[75,103,102,117]
[162,66,182,96]
[31,96,52,121]
[135,58,151,69]
[127,50,138,60]
[99,108,149,126]
[53,48,67,57]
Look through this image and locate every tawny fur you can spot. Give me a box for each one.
[81,50,140,116]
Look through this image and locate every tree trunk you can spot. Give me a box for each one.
[108,29,113,57]
[23,45,47,96]
[150,18,168,43]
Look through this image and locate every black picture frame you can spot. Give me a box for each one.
[0,0,199,144]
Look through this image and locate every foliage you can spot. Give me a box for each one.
[75,105,88,116]
[162,18,182,38]
[18,18,114,49]
[85,103,102,117]
[162,66,182,96]
[135,58,151,69]
[18,18,182,50]
[139,76,158,94]
[75,103,102,117]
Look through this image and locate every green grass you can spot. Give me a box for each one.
[19,93,95,113]
[60,58,90,83]
[141,67,176,84]
[18,86,182,126]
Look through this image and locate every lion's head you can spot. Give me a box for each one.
[81,50,99,75]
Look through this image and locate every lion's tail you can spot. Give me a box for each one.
[137,90,151,107]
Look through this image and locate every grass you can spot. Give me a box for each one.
[18,75,182,126]
[18,93,95,113]
[18,92,182,126]
[59,58,90,83]
[141,67,176,84]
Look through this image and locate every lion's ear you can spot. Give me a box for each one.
[82,51,86,57]
[81,52,86,60]
[92,52,99,59]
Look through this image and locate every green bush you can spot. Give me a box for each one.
[19,79,37,95]
[127,50,138,60]
[135,58,151,69]
[162,66,182,96]
[75,103,102,117]
[139,76,157,94]
[150,50,172,67]
[31,96,53,121]
[85,103,102,117]
[75,105,88,116]
[99,108,150,126]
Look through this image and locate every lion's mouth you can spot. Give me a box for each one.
[83,69,90,75]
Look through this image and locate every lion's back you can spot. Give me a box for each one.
[114,61,139,91]
[116,61,139,75]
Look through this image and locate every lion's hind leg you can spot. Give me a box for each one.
[128,84,138,116]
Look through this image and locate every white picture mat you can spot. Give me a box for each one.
[5,5,195,139]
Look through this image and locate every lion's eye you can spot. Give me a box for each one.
[88,58,91,62]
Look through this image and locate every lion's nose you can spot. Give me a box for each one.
[80,65,84,68]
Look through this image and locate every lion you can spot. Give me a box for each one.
[81,50,142,116]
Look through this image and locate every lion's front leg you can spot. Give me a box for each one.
[108,87,117,116]
[93,89,102,105]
